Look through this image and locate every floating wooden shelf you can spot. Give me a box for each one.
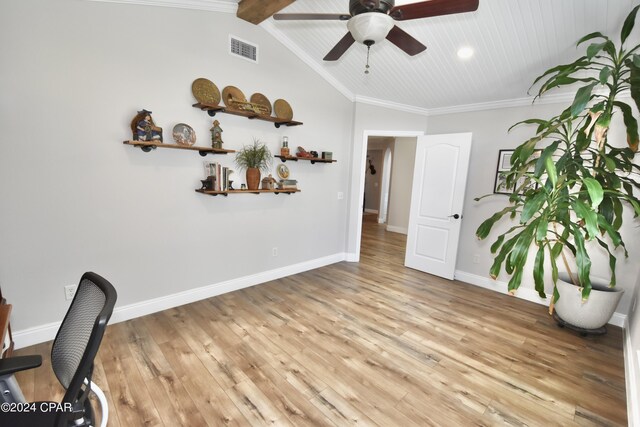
[192,103,303,128]
[123,140,235,156]
[275,155,336,164]
[196,188,300,197]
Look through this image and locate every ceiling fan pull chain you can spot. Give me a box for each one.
[365,45,371,74]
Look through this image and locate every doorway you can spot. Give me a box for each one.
[349,130,424,263]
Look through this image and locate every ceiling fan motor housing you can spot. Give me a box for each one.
[350,0,394,16]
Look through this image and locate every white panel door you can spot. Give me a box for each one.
[404,133,472,279]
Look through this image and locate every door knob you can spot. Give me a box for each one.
[449,214,460,219]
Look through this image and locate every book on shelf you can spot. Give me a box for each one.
[203,161,231,191]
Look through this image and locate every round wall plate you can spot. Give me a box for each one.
[191,78,220,106]
[277,164,290,179]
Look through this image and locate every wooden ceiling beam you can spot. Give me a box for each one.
[237,0,296,25]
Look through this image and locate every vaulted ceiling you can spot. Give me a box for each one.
[100,0,639,112]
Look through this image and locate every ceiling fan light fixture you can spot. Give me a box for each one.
[347,12,394,44]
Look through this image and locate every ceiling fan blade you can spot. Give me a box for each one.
[390,0,479,21]
[386,25,426,56]
[273,13,351,21]
[323,32,356,61]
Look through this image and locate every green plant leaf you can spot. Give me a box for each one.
[583,177,604,208]
[536,220,548,242]
[476,207,514,239]
[587,42,607,60]
[490,234,505,254]
[534,141,560,177]
[489,233,520,279]
[629,58,640,114]
[577,32,607,46]
[612,198,623,230]
[599,66,612,84]
[573,226,592,292]
[544,156,558,187]
[571,83,598,117]
[550,250,559,285]
[614,101,639,152]
[572,199,599,239]
[521,192,547,223]
[533,246,546,297]
[621,5,640,45]
[596,214,622,247]
[595,237,617,287]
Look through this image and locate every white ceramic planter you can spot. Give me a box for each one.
[554,273,623,330]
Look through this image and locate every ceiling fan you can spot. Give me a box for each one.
[273,0,479,61]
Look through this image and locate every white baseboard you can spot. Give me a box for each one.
[453,270,626,328]
[345,253,359,262]
[624,327,640,427]
[13,253,347,349]
[386,225,408,235]
[364,209,378,214]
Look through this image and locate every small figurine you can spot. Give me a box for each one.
[261,174,277,190]
[131,109,163,142]
[296,146,312,158]
[210,120,224,149]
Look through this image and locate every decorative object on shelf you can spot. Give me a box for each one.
[280,136,290,157]
[296,146,312,158]
[192,103,303,128]
[131,109,163,142]
[276,163,290,180]
[235,139,273,191]
[172,123,196,146]
[274,99,293,121]
[261,174,277,190]
[191,78,220,106]
[278,179,298,190]
[475,6,640,333]
[310,150,319,158]
[250,93,272,116]
[222,86,246,110]
[241,184,247,190]
[200,176,216,190]
[322,151,333,160]
[210,120,224,149]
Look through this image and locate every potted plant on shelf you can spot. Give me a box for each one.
[476,5,640,331]
[235,139,273,190]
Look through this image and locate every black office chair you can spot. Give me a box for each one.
[0,272,117,427]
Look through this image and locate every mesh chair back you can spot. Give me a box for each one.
[50,272,117,406]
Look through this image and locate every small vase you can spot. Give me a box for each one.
[246,168,260,190]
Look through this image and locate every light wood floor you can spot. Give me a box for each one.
[15,215,627,426]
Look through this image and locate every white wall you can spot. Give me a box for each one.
[0,0,353,334]
[386,137,417,234]
[346,103,427,257]
[426,102,640,316]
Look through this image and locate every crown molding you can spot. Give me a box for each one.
[425,92,576,117]
[260,20,355,102]
[85,0,237,13]
[354,95,430,116]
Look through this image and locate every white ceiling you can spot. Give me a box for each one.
[98,0,638,112]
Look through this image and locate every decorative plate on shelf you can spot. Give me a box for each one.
[222,86,246,110]
[191,78,220,106]
[277,164,290,180]
[172,123,196,146]
[274,99,293,121]
[250,93,272,116]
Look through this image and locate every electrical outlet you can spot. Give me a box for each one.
[472,254,480,264]
[337,192,344,200]
[272,247,278,257]
[64,285,77,301]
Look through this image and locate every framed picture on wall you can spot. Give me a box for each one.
[494,149,539,195]
[494,149,514,195]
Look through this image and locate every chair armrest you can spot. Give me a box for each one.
[0,355,42,376]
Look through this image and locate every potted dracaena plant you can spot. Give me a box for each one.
[476,5,640,331]
[235,138,273,190]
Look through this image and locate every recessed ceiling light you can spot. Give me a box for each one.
[457,46,474,60]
